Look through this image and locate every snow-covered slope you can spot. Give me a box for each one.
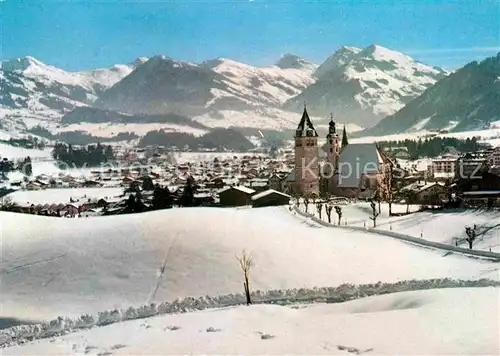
[202,56,316,107]
[285,45,448,127]
[302,201,500,253]
[2,207,497,323]
[4,288,499,355]
[97,55,317,117]
[314,46,362,78]
[362,53,500,136]
[0,56,145,116]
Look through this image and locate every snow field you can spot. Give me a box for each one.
[2,286,499,355]
[6,187,124,206]
[301,201,500,253]
[2,206,499,325]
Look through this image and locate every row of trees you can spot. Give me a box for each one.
[52,143,114,168]
[0,156,32,177]
[294,192,483,250]
[138,128,255,152]
[119,175,201,215]
[378,136,486,159]
[2,136,46,150]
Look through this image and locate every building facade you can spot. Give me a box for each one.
[292,108,391,199]
[294,106,320,196]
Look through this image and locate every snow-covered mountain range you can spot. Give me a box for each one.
[0,56,147,115]
[96,54,317,116]
[3,45,495,143]
[284,45,448,127]
[363,53,500,136]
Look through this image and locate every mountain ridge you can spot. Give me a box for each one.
[360,53,500,136]
[284,44,448,127]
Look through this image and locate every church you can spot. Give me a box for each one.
[291,106,392,199]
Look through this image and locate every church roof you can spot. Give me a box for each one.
[295,106,318,138]
[337,143,384,188]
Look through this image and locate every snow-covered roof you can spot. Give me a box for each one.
[218,185,255,195]
[462,191,500,196]
[251,189,291,200]
[337,143,383,188]
[400,182,445,194]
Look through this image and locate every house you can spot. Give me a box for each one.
[26,182,42,190]
[122,176,135,184]
[193,192,216,206]
[62,203,79,217]
[455,152,488,179]
[281,170,296,195]
[383,146,411,160]
[251,189,291,208]
[488,147,500,166]
[268,172,287,191]
[248,178,269,192]
[218,186,256,207]
[80,209,100,217]
[455,172,500,192]
[82,180,101,188]
[429,155,458,179]
[399,181,449,205]
[460,191,500,208]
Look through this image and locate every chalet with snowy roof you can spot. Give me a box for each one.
[399,181,449,205]
[251,189,291,208]
[219,186,255,207]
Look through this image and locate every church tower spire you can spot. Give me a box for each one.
[295,104,318,138]
[341,125,349,149]
[323,113,341,194]
[294,105,319,196]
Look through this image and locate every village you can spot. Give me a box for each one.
[1,107,500,220]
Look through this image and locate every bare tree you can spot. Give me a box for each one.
[316,202,323,219]
[375,188,382,214]
[303,196,310,213]
[382,162,394,216]
[334,205,343,226]
[402,190,416,214]
[465,224,477,250]
[325,204,333,223]
[236,250,253,305]
[369,200,379,227]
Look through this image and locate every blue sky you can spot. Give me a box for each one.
[2,0,499,71]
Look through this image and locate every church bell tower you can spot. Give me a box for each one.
[294,105,319,196]
[323,114,341,193]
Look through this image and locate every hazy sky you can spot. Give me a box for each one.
[2,0,499,71]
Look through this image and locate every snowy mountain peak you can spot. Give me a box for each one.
[0,56,47,72]
[358,44,415,63]
[146,55,173,64]
[286,44,449,127]
[130,57,149,66]
[314,46,362,78]
[275,54,316,71]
